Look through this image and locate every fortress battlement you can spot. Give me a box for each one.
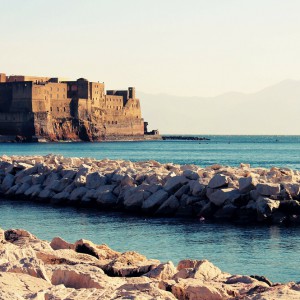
[0,73,159,141]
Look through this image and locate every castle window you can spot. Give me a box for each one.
[57,88,59,91]
[108,121,110,124]
[45,96,46,100]
[63,107,66,112]
[57,107,59,112]
[50,107,52,111]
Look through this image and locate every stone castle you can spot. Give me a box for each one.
[0,73,159,142]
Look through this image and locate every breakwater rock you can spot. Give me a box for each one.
[1,155,300,225]
[0,228,299,299]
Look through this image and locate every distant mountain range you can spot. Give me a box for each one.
[139,80,300,135]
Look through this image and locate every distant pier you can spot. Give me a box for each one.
[162,135,210,141]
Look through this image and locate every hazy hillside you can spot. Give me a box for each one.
[139,80,300,135]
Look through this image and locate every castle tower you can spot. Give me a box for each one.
[128,87,135,99]
[0,73,6,83]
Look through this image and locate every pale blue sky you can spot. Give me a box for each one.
[1,0,300,97]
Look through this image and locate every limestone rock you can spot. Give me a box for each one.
[144,261,177,280]
[1,173,15,191]
[51,264,123,289]
[226,274,262,284]
[15,182,31,195]
[175,259,222,281]
[50,237,75,250]
[239,176,257,193]
[256,183,281,196]
[0,272,51,299]
[103,251,160,277]
[81,188,96,203]
[31,173,46,185]
[47,178,73,193]
[123,189,150,210]
[208,174,229,189]
[114,280,176,300]
[69,186,88,202]
[36,248,100,266]
[244,283,300,300]
[208,188,240,206]
[171,278,228,300]
[164,175,188,194]
[0,255,50,282]
[191,181,206,197]
[5,183,21,196]
[282,183,300,198]
[256,197,280,217]
[155,195,180,215]
[142,189,169,212]
[74,239,120,260]
[174,184,190,198]
[97,191,118,207]
[120,174,135,186]
[33,285,112,300]
[24,184,42,197]
[4,229,52,252]
[73,167,90,187]
[182,169,199,180]
[86,171,107,189]
[0,245,50,282]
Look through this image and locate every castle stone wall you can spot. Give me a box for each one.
[0,73,159,141]
[0,112,34,136]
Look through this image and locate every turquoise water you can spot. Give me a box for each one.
[0,199,299,283]
[1,135,300,169]
[1,136,300,283]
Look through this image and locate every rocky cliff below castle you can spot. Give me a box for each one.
[0,228,299,299]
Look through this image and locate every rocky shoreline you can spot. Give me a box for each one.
[1,154,300,225]
[0,228,299,299]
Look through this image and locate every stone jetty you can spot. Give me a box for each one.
[0,228,299,299]
[1,154,300,225]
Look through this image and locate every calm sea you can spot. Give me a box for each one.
[1,135,300,169]
[1,135,300,283]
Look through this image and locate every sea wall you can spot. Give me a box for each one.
[1,154,300,225]
[0,228,299,299]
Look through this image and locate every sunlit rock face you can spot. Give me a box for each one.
[0,227,299,300]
